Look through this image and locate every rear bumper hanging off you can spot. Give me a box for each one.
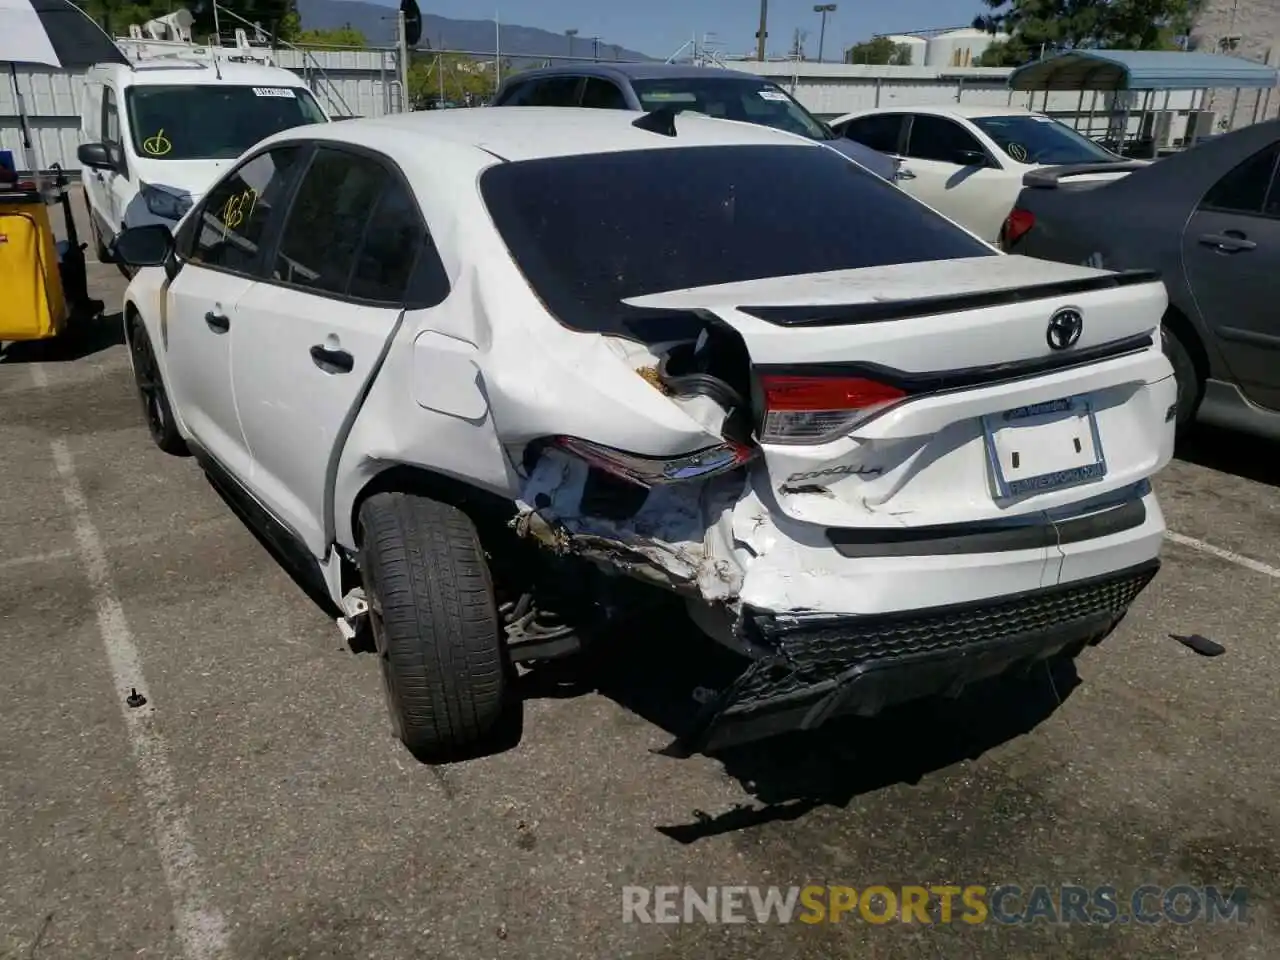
[662,559,1160,756]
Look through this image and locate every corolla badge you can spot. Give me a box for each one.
[1046,307,1083,351]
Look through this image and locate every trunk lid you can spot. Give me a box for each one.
[625,255,1173,528]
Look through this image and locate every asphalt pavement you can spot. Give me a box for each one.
[1,195,1277,959]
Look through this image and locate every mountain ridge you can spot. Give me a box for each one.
[296,0,654,61]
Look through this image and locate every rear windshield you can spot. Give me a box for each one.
[631,77,831,142]
[125,84,328,161]
[480,144,994,334]
[971,115,1120,166]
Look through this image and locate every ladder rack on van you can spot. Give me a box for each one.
[117,32,277,69]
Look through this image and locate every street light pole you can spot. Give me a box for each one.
[565,28,578,59]
[813,4,836,63]
[755,0,768,61]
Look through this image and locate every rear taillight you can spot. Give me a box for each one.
[1002,208,1035,247]
[550,436,756,488]
[759,374,907,445]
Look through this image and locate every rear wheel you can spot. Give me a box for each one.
[357,492,511,762]
[1161,323,1202,432]
[128,315,187,456]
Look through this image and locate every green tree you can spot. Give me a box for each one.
[407,54,494,108]
[295,25,366,47]
[972,0,1202,65]
[844,37,914,65]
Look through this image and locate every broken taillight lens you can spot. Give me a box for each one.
[758,374,907,445]
[1002,208,1035,247]
[550,436,757,488]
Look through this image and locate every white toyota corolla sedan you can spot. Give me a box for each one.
[830,104,1144,243]
[109,106,1176,761]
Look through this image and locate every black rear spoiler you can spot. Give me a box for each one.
[738,269,1162,327]
[1021,160,1151,189]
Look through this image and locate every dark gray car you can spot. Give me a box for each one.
[1005,119,1280,440]
[490,62,900,182]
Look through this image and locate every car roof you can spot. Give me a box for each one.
[836,104,1044,122]
[261,105,818,163]
[93,58,310,88]
[500,62,773,86]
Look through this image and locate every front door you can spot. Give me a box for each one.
[231,146,439,558]
[1181,140,1280,410]
[163,144,308,478]
[98,86,127,231]
[900,114,1016,242]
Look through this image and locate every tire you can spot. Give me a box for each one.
[128,315,188,456]
[357,492,510,762]
[1161,323,1202,432]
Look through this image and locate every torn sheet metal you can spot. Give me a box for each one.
[513,449,746,600]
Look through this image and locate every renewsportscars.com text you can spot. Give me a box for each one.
[622,884,1249,925]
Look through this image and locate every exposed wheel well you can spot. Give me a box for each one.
[1163,304,1208,387]
[344,466,520,596]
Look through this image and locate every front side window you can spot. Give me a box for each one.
[189,145,304,274]
[480,144,993,334]
[102,88,120,145]
[971,114,1120,166]
[630,77,829,141]
[1200,142,1280,215]
[906,115,988,166]
[125,84,327,161]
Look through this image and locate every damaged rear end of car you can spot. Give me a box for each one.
[471,139,1176,752]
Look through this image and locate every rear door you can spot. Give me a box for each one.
[900,113,1018,241]
[163,144,308,480]
[230,145,449,557]
[1181,140,1280,409]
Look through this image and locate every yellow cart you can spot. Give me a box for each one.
[0,167,98,342]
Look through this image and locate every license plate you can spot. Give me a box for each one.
[982,396,1106,498]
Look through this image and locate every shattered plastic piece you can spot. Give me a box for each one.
[126,687,147,708]
[1170,633,1225,657]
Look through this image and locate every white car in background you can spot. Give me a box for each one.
[109,106,1175,762]
[830,104,1144,243]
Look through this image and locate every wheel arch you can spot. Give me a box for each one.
[1162,301,1209,387]
[348,464,518,549]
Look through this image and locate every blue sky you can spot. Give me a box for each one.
[419,0,987,59]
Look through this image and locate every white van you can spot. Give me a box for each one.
[77,57,330,260]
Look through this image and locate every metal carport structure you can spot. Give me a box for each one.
[1008,50,1280,155]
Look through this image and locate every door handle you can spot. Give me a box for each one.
[1199,232,1256,253]
[310,344,354,374]
[895,167,917,180]
[204,310,230,333]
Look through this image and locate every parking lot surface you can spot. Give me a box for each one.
[1,196,1278,959]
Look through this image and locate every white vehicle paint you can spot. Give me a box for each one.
[117,107,1176,758]
[830,104,1145,243]
[77,58,329,259]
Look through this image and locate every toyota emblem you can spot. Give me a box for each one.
[1046,308,1083,351]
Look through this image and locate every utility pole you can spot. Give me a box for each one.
[813,4,836,63]
[755,0,768,60]
[397,8,410,110]
[494,12,501,94]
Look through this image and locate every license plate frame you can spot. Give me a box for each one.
[982,395,1107,499]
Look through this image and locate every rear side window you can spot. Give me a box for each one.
[503,77,581,106]
[273,147,387,294]
[580,78,627,110]
[190,145,304,274]
[841,114,904,153]
[480,144,993,334]
[1201,142,1280,215]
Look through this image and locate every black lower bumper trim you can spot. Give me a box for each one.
[666,559,1160,756]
